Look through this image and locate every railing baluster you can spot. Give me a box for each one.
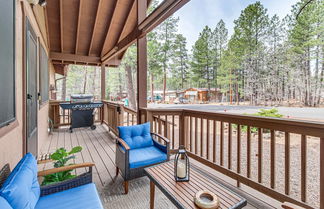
[172,115,175,150]
[158,115,161,135]
[189,116,192,152]
[207,119,210,160]
[228,122,232,169]
[132,114,134,125]
[301,135,306,202]
[285,132,290,195]
[195,117,198,155]
[127,112,129,126]
[220,122,224,166]
[213,120,216,163]
[258,128,263,183]
[270,130,275,189]
[164,115,168,137]
[237,124,241,187]
[200,118,204,157]
[154,117,157,133]
[247,126,251,178]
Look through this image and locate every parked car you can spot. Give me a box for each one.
[174,97,189,104]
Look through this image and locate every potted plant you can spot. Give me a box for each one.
[41,146,82,186]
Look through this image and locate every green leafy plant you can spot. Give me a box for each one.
[233,108,283,133]
[41,146,82,186]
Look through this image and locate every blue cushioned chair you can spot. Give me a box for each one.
[0,153,103,209]
[116,122,170,194]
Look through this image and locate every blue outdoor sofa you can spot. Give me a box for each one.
[0,153,103,209]
[115,122,170,194]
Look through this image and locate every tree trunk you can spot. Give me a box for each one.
[163,70,167,102]
[150,73,154,103]
[83,67,88,94]
[125,65,136,110]
[61,76,66,101]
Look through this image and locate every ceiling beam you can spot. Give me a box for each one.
[142,0,189,33]
[101,0,190,63]
[50,52,101,63]
[59,0,64,52]
[75,0,83,54]
[44,6,50,51]
[50,52,122,66]
[88,0,102,56]
[100,0,120,57]
[117,0,136,43]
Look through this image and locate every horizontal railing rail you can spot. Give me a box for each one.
[140,108,324,209]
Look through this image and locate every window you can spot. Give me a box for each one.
[39,44,49,105]
[0,0,15,128]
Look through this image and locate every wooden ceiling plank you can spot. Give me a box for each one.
[101,0,190,63]
[88,0,102,56]
[75,0,83,54]
[59,0,64,52]
[117,0,136,43]
[100,0,120,57]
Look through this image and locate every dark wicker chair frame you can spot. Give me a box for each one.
[0,160,95,197]
[115,132,170,194]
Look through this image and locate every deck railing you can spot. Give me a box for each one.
[49,100,102,128]
[141,108,324,209]
[101,100,138,135]
[61,101,323,208]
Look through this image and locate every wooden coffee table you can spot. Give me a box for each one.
[144,161,247,209]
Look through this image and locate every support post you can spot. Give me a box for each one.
[136,0,148,124]
[101,64,106,100]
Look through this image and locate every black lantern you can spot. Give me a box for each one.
[174,145,190,182]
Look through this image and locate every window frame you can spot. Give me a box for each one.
[0,0,16,129]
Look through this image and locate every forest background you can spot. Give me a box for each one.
[56,0,324,110]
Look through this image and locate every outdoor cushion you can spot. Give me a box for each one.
[118,122,153,149]
[0,153,40,209]
[35,183,103,209]
[129,146,167,168]
[0,196,13,209]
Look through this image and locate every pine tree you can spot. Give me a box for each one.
[191,26,213,89]
[171,34,189,90]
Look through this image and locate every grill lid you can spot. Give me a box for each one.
[70,94,93,103]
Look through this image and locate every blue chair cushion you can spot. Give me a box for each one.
[129,146,167,169]
[118,122,153,149]
[0,196,13,209]
[0,153,40,209]
[35,183,103,209]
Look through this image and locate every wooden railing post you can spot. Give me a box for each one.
[146,110,153,132]
[117,104,124,127]
[179,111,187,148]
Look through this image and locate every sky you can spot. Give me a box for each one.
[172,0,299,50]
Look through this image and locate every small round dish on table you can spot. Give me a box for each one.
[194,190,220,209]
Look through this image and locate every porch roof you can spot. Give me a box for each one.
[45,0,189,67]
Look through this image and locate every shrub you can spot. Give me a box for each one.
[233,108,283,133]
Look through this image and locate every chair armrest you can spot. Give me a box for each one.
[38,162,95,177]
[282,202,306,209]
[151,133,170,144]
[116,137,130,151]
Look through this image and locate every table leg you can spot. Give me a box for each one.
[150,180,155,209]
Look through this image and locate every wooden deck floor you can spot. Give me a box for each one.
[39,125,116,193]
[39,125,267,209]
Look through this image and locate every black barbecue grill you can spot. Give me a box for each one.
[60,94,103,133]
